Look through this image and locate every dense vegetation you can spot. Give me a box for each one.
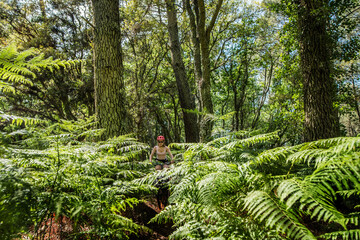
[1,120,359,239]
[0,0,359,239]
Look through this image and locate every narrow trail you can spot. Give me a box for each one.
[123,198,174,240]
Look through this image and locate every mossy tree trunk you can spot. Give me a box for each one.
[297,0,340,141]
[92,0,131,138]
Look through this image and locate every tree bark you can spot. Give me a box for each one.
[351,77,360,124]
[184,0,223,142]
[184,0,202,111]
[197,0,214,141]
[297,0,340,141]
[165,0,200,142]
[39,0,47,22]
[92,0,131,139]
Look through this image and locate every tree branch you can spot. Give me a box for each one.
[206,0,224,38]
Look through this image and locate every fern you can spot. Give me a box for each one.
[0,44,79,87]
[154,135,360,239]
[0,81,15,93]
[244,190,317,240]
[319,229,360,240]
[2,118,360,240]
[286,137,360,167]
[256,145,300,164]
[0,118,157,239]
[277,179,344,223]
[220,131,279,150]
[343,212,360,227]
[0,112,47,126]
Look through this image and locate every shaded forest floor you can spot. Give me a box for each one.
[124,199,174,240]
[22,197,174,240]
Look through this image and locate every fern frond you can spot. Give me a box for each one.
[244,190,316,240]
[168,142,194,150]
[196,170,248,208]
[333,160,360,191]
[179,143,216,161]
[0,113,46,126]
[337,189,360,198]
[0,158,14,168]
[0,44,81,92]
[0,80,16,93]
[114,170,145,180]
[220,131,279,150]
[255,145,299,164]
[343,212,360,226]
[110,214,147,234]
[170,172,199,203]
[302,137,357,150]
[331,137,360,152]
[207,136,232,147]
[315,158,360,192]
[168,221,206,240]
[285,137,360,167]
[150,203,180,224]
[319,229,360,240]
[277,179,344,222]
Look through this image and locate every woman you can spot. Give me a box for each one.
[149,135,174,170]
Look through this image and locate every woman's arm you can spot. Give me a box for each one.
[167,147,174,161]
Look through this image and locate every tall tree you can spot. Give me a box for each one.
[165,0,200,142]
[184,0,223,142]
[296,0,340,141]
[91,0,131,138]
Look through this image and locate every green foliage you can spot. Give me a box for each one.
[0,0,359,238]
[0,165,37,240]
[150,130,282,239]
[0,44,79,92]
[150,132,360,239]
[0,112,47,127]
[0,118,155,239]
[244,191,316,240]
[1,116,360,239]
[0,43,90,121]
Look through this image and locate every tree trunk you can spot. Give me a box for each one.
[351,77,360,124]
[39,0,47,21]
[184,0,202,101]
[92,0,131,139]
[184,0,223,142]
[165,0,200,142]
[297,0,340,142]
[198,0,214,141]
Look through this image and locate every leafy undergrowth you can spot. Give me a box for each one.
[151,132,360,239]
[21,202,173,240]
[0,119,174,239]
[1,118,359,239]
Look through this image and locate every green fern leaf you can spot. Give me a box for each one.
[277,179,344,223]
[245,190,317,239]
[0,81,15,93]
[319,229,360,240]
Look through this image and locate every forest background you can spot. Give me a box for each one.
[0,0,360,239]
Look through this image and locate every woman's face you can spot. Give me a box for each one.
[157,140,164,146]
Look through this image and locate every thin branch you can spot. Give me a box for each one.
[206,0,224,37]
